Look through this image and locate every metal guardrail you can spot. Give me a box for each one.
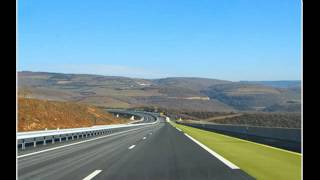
[17,112,159,150]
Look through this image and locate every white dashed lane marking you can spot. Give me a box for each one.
[128,145,136,149]
[83,170,102,180]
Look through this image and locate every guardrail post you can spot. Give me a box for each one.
[22,140,25,150]
[59,135,62,142]
[33,138,36,147]
[52,136,55,144]
[66,135,69,141]
[43,137,46,145]
[72,134,74,140]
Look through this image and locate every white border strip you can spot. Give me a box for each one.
[184,133,239,169]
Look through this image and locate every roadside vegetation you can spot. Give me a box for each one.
[131,106,301,128]
[206,112,301,128]
[170,122,301,180]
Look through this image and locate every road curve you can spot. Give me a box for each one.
[18,114,254,180]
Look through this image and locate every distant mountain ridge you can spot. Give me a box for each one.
[18,71,301,112]
[240,80,301,88]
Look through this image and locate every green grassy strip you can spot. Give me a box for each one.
[171,122,301,180]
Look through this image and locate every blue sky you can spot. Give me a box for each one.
[18,0,301,81]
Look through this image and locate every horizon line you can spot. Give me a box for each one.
[17,70,301,82]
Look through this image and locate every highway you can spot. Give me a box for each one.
[17,113,254,180]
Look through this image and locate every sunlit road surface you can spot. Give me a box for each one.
[17,118,254,180]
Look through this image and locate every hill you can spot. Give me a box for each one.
[139,106,301,128]
[18,97,128,131]
[204,112,301,128]
[153,77,230,91]
[202,83,301,111]
[240,80,301,89]
[18,71,301,112]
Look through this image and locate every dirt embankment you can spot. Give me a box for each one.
[18,98,129,132]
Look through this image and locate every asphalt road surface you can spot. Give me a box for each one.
[18,117,254,180]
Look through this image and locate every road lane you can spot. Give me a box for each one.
[96,120,254,180]
[18,117,254,180]
[18,124,160,180]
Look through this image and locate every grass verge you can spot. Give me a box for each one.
[170,122,301,180]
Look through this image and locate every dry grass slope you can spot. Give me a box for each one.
[18,98,128,131]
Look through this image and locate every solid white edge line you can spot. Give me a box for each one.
[83,170,102,180]
[17,125,152,159]
[175,127,182,132]
[128,145,136,149]
[184,133,239,169]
